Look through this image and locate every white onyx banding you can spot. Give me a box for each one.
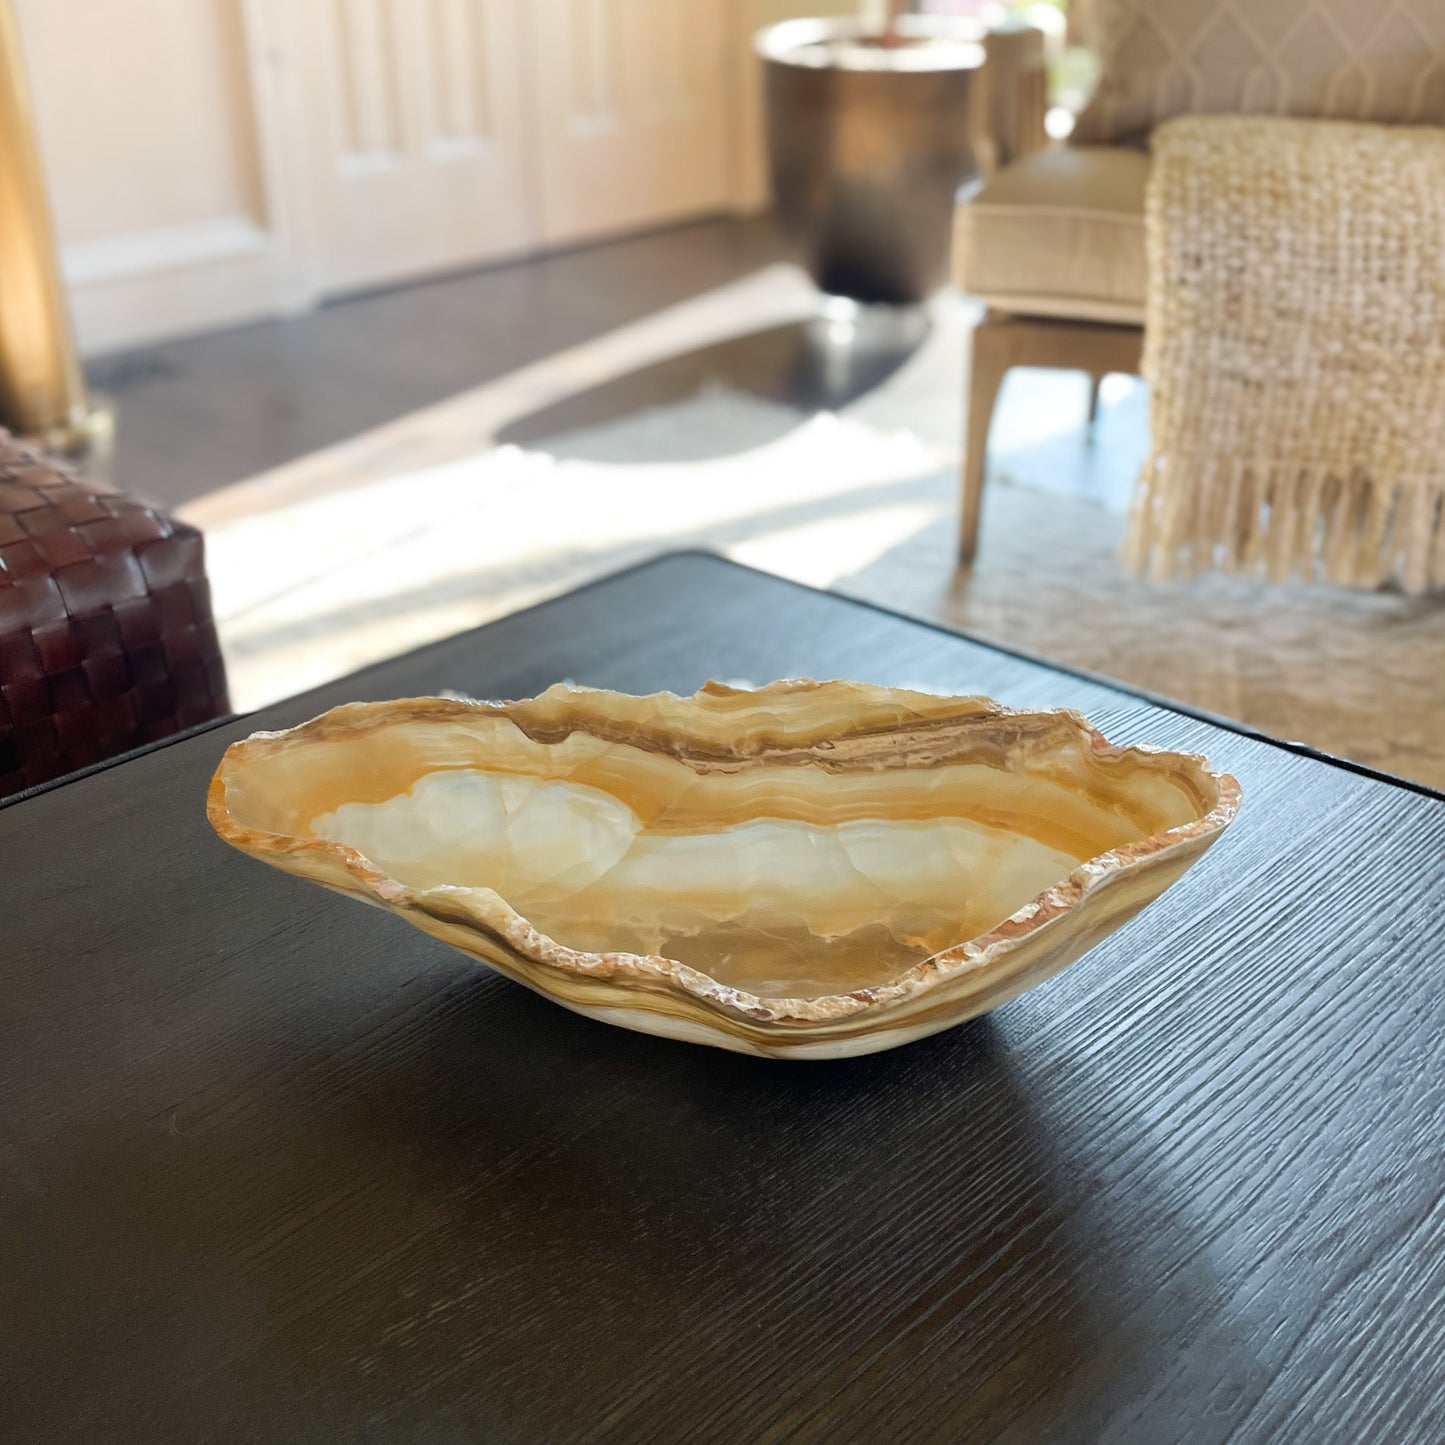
[313,766,1090,996]
[208,683,1240,1057]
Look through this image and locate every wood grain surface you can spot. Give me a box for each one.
[2,552,1442,1444]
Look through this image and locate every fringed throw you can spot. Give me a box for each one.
[1125,115,1445,594]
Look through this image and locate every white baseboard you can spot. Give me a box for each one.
[61,217,316,356]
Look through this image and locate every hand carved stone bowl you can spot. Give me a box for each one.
[207,682,1241,1059]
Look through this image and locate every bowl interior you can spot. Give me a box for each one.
[222,706,1213,1000]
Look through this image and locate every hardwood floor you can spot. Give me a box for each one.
[90,218,789,508]
[88,213,1445,790]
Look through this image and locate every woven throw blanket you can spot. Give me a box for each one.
[1126,115,1445,594]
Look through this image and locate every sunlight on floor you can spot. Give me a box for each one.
[177,261,1152,716]
[176,264,1445,792]
[730,501,945,588]
[990,368,1147,513]
[201,398,953,709]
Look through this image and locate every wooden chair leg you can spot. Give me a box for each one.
[960,317,1011,565]
[959,312,1143,563]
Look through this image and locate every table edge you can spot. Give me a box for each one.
[4,548,1439,811]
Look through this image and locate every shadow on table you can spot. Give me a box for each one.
[233,962,1218,1434]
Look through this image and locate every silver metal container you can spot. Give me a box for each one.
[757,16,986,305]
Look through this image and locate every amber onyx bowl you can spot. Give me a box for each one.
[207,681,1241,1059]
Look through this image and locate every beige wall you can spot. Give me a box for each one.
[529,0,734,246]
[749,0,830,20]
[15,0,786,355]
[14,0,308,354]
[19,0,263,242]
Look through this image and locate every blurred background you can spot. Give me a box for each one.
[3,0,1438,799]
[18,0,1063,365]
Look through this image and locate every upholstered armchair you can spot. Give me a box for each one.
[954,141,1146,561]
[953,0,1445,565]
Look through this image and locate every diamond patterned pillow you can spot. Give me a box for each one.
[1073,0,1445,144]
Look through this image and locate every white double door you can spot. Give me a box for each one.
[292,0,735,296]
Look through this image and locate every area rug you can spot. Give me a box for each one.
[185,375,1445,793]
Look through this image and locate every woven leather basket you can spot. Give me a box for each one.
[0,433,230,799]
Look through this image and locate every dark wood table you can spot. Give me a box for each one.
[4,553,1443,1443]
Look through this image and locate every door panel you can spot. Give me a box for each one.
[299,0,533,294]
[526,0,732,246]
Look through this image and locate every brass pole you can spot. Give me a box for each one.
[0,0,89,444]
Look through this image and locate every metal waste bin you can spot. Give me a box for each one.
[758,16,986,305]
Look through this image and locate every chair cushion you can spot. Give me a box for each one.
[1074,0,1445,146]
[954,144,1148,324]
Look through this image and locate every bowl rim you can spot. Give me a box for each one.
[207,682,1243,1030]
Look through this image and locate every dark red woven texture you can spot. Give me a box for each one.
[0,432,230,799]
